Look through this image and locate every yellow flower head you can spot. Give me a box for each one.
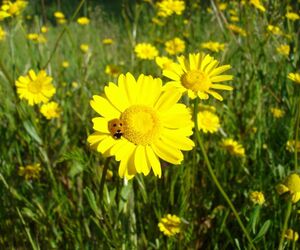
[54,11,64,19]
[285,229,299,241]
[80,43,89,53]
[288,73,300,85]
[270,107,285,118]
[77,16,90,25]
[163,53,233,100]
[134,43,158,60]
[276,173,300,203]
[2,0,27,17]
[105,64,121,78]
[62,60,69,68]
[40,102,61,119]
[230,16,239,22]
[267,25,283,36]
[156,0,185,17]
[165,37,185,55]
[27,33,47,43]
[222,138,245,157]
[0,26,6,41]
[155,56,175,71]
[249,0,266,12]
[87,73,194,179]
[197,110,220,134]
[286,12,300,21]
[41,26,48,33]
[286,140,300,152]
[102,38,114,45]
[15,69,56,106]
[276,44,290,57]
[201,41,226,53]
[18,163,41,180]
[249,191,265,205]
[227,24,247,36]
[158,214,181,236]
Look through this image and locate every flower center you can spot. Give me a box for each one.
[28,80,42,94]
[181,70,211,92]
[121,105,161,145]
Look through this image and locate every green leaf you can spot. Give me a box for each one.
[253,220,271,242]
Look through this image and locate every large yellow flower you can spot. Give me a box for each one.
[163,53,233,100]
[88,73,194,179]
[15,69,56,106]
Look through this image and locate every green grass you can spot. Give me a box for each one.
[0,0,300,249]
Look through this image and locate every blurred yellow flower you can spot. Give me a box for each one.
[230,16,239,22]
[134,43,158,60]
[27,33,47,43]
[77,16,90,25]
[286,12,300,21]
[249,191,265,205]
[102,38,114,45]
[270,107,285,118]
[41,26,48,33]
[87,73,194,179]
[201,41,225,53]
[15,69,56,106]
[197,110,220,133]
[163,53,233,100]
[285,229,299,241]
[40,101,61,120]
[250,0,266,12]
[227,24,247,36]
[222,139,245,157]
[80,43,89,53]
[151,16,165,26]
[157,0,185,17]
[218,3,227,11]
[0,26,6,41]
[105,64,121,77]
[18,163,41,180]
[165,37,185,55]
[286,140,300,152]
[155,56,175,70]
[276,44,290,57]
[288,73,300,84]
[158,214,181,236]
[62,61,69,68]
[267,25,283,35]
[54,11,64,19]
[72,81,79,88]
[276,173,300,203]
[2,0,27,17]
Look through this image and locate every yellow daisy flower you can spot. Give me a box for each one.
[276,44,290,57]
[163,53,233,100]
[276,173,300,203]
[285,229,299,241]
[227,24,247,36]
[40,101,61,119]
[77,16,90,25]
[286,12,300,21]
[88,73,194,179]
[156,0,185,17]
[197,110,220,134]
[155,56,175,70]
[222,138,245,157]
[102,38,114,45]
[288,73,300,84]
[18,163,41,180]
[2,0,27,17]
[165,37,185,55]
[158,214,181,236]
[286,140,300,152]
[15,69,56,106]
[41,26,48,33]
[270,108,285,118]
[134,43,158,60]
[249,191,265,205]
[54,11,65,19]
[201,41,226,53]
[80,43,89,53]
[249,0,266,12]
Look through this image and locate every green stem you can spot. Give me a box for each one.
[99,157,111,202]
[278,201,292,250]
[42,0,85,68]
[193,99,256,250]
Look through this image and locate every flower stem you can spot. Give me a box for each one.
[99,157,111,202]
[294,97,300,171]
[278,201,292,250]
[193,99,256,249]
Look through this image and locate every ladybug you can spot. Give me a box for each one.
[108,119,124,139]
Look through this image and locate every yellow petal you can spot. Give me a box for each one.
[206,90,223,101]
[209,65,231,77]
[161,128,194,150]
[210,75,233,82]
[211,83,233,90]
[96,136,117,154]
[92,117,110,133]
[152,141,183,165]
[87,132,108,148]
[134,145,151,175]
[146,145,161,177]
[154,88,182,112]
[104,82,129,112]
[163,69,181,81]
[90,95,120,119]
[136,75,162,106]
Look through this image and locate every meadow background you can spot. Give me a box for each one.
[0,0,300,249]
